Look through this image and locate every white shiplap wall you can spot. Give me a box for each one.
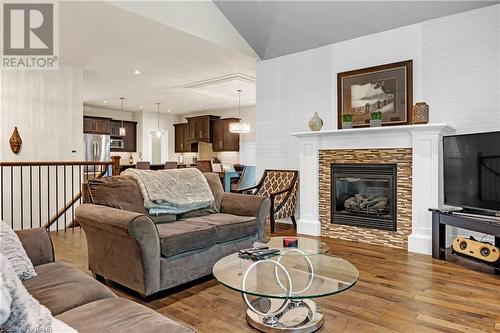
[256,46,333,174]
[423,5,500,134]
[256,5,500,171]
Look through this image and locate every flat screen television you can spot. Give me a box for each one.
[443,131,500,215]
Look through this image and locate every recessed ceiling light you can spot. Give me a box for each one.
[199,104,203,107]
[134,69,141,75]
[139,105,143,109]
[103,101,107,104]
[167,109,171,112]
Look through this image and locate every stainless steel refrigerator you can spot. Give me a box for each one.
[84,134,111,172]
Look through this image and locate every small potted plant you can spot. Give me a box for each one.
[342,114,353,129]
[370,111,382,127]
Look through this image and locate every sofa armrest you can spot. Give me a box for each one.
[15,228,54,266]
[76,204,161,296]
[221,193,270,240]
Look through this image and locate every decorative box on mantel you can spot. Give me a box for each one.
[290,123,455,255]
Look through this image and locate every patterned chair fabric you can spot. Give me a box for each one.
[239,169,299,233]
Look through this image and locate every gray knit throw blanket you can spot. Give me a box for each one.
[123,168,214,215]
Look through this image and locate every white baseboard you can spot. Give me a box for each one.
[297,219,321,236]
[408,233,432,255]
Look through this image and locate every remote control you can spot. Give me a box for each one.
[238,246,269,255]
[252,248,280,259]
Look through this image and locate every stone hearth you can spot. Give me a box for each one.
[319,149,412,249]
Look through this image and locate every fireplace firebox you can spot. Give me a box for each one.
[331,164,397,231]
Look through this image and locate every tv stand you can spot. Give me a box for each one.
[430,209,500,275]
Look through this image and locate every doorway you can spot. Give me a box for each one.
[148,129,168,165]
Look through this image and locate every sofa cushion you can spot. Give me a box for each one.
[182,214,257,243]
[156,221,216,258]
[0,221,37,281]
[0,253,52,333]
[88,176,146,214]
[56,298,195,333]
[178,173,224,218]
[23,262,116,315]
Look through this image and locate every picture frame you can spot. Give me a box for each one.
[337,60,413,129]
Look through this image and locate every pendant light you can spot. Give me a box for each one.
[229,89,250,134]
[119,97,126,136]
[156,102,162,138]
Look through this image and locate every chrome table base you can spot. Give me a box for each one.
[245,298,324,333]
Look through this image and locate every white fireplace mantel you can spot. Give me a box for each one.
[290,123,455,255]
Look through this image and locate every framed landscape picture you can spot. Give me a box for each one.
[337,60,412,128]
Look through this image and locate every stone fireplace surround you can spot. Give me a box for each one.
[319,148,412,249]
[291,124,455,255]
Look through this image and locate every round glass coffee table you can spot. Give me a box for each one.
[213,238,358,332]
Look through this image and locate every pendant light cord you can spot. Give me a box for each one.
[120,97,125,128]
[237,89,242,120]
[156,103,161,134]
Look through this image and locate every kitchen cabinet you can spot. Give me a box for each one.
[213,118,240,152]
[174,123,190,153]
[186,115,220,143]
[83,117,111,134]
[82,116,136,152]
[175,115,239,153]
[110,120,122,137]
[121,121,137,152]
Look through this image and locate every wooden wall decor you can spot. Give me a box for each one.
[9,127,22,154]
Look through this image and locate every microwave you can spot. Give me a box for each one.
[110,138,124,149]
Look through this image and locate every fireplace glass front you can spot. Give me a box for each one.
[331,164,397,231]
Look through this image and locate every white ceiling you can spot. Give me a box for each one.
[60,1,499,114]
[59,1,257,114]
[214,1,499,60]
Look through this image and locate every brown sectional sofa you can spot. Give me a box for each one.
[16,228,195,333]
[76,173,271,297]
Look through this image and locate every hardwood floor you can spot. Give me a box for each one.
[50,225,500,333]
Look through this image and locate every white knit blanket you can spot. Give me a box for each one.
[123,168,214,215]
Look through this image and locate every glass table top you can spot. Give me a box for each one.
[254,236,329,256]
[213,252,359,300]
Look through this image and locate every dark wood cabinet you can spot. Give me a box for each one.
[109,120,122,137]
[83,116,111,134]
[213,118,240,152]
[121,121,137,152]
[186,115,220,143]
[212,120,224,151]
[175,115,239,153]
[174,123,190,153]
[84,116,136,152]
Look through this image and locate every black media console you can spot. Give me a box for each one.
[431,210,500,274]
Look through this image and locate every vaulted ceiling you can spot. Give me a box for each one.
[215,1,499,60]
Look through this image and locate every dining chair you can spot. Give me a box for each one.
[136,161,150,170]
[196,160,213,173]
[164,161,178,169]
[231,165,256,192]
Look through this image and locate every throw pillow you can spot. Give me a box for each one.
[0,253,52,332]
[88,176,146,214]
[0,274,11,325]
[0,222,37,281]
[178,173,224,218]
